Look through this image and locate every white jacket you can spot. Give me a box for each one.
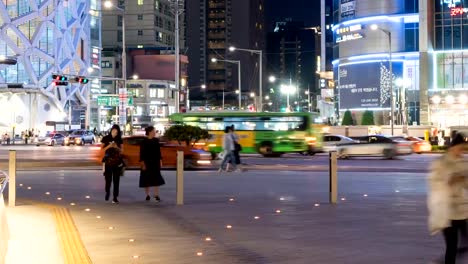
[427,152,468,235]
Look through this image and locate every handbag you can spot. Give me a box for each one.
[218,151,226,160]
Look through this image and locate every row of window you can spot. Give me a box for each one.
[116,30,174,45]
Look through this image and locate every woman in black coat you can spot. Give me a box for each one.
[139,126,165,201]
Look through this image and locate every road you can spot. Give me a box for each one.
[0,144,439,172]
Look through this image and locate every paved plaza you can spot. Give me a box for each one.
[3,167,457,264]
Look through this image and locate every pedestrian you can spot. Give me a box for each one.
[428,133,468,264]
[101,124,124,204]
[218,126,237,172]
[139,126,165,202]
[229,125,242,171]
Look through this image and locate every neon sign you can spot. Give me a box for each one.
[451,7,468,16]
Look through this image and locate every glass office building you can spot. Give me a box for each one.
[0,0,96,132]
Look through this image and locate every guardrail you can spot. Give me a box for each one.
[0,170,9,264]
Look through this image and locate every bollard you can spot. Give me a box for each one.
[176,151,184,205]
[8,150,16,207]
[329,151,337,204]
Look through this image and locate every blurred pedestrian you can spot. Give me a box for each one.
[428,133,468,264]
[218,126,236,173]
[139,126,165,202]
[101,124,124,204]
[230,125,242,171]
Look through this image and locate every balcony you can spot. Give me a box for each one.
[207,74,226,81]
[208,2,225,9]
[208,12,226,19]
[208,32,226,39]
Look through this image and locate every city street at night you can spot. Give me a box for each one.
[0,144,439,172]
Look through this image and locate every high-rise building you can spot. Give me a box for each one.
[186,0,265,108]
[0,0,97,133]
[266,20,320,112]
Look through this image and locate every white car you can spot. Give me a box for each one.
[322,135,356,152]
[337,135,413,159]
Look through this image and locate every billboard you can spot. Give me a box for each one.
[340,0,356,19]
[336,62,402,110]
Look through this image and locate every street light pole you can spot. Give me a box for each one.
[229,47,263,111]
[371,25,393,135]
[174,0,181,113]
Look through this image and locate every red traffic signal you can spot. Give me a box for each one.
[75,77,89,84]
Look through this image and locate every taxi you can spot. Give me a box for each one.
[94,136,212,169]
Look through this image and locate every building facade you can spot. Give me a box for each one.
[0,0,96,133]
[331,0,420,126]
[186,0,265,108]
[330,0,468,128]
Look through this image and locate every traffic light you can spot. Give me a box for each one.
[52,74,68,86]
[75,77,89,84]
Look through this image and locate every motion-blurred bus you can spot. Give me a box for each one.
[169,112,323,157]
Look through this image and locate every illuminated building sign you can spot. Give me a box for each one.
[444,0,461,8]
[450,7,468,16]
[336,24,362,35]
[336,33,364,43]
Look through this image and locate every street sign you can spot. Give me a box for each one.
[97,96,133,107]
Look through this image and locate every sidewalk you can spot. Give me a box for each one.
[4,169,452,263]
[5,202,63,264]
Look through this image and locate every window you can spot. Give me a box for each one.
[137,14,143,20]
[138,0,144,5]
[157,89,165,98]
[118,0,125,8]
[138,30,143,36]
[155,32,163,42]
[117,15,122,27]
[150,89,157,98]
[155,0,160,10]
[117,30,122,42]
[101,61,112,68]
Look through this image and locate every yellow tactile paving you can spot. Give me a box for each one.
[34,202,92,264]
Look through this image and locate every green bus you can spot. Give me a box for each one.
[169,112,324,157]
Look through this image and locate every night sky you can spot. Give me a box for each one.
[265,0,321,32]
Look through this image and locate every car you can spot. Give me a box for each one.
[322,134,356,152]
[36,133,65,146]
[337,135,413,159]
[93,136,212,169]
[64,130,95,146]
[390,136,432,154]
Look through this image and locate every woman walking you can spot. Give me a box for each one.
[218,126,236,172]
[101,124,124,204]
[139,126,165,201]
[428,133,468,264]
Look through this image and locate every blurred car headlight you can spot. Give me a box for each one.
[196,160,211,165]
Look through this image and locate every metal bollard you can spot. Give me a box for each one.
[8,150,16,207]
[176,151,184,205]
[329,151,338,204]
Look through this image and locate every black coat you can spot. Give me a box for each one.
[139,138,165,187]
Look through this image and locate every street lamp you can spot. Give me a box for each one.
[280,84,297,109]
[186,84,206,111]
[371,24,394,135]
[270,75,296,110]
[104,0,127,129]
[229,46,263,111]
[132,74,139,80]
[211,57,242,109]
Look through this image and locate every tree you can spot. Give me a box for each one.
[164,125,211,147]
[341,110,354,126]
[361,110,375,126]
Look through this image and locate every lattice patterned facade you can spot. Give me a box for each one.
[0,0,97,131]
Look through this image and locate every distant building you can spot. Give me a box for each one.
[266,19,320,112]
[186,0,265,108]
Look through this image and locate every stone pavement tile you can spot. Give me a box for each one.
[5,204,63,264]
